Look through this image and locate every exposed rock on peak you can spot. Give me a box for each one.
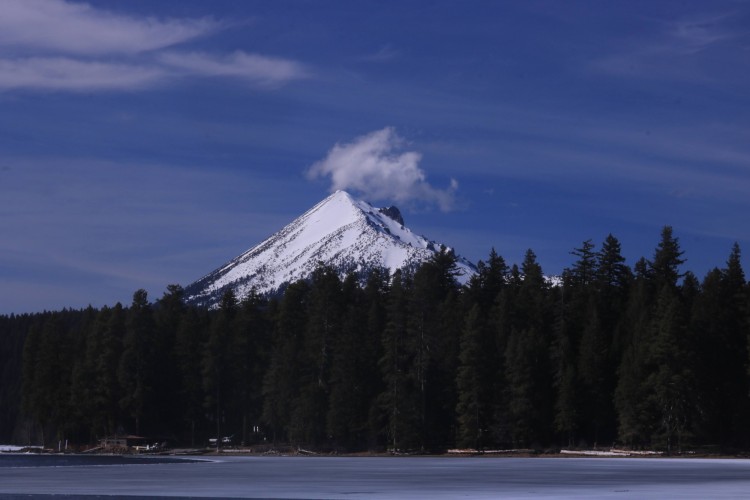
[378,206,404,226]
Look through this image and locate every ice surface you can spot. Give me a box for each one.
[1,456,750,499]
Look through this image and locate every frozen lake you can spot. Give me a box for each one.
[1,454,750,499]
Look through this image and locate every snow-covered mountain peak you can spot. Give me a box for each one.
[184,190,477,307]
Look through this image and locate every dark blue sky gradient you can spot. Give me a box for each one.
[1,0,749,313]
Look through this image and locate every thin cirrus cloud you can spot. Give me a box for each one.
[0,0,308,92]
[159,51,309,87]
[0,57,168,92]
[667,13,739,55]
[307,127,458,212]
[0,0,218,55]
[591,11,747,83]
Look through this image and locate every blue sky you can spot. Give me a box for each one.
[1,0,749,313]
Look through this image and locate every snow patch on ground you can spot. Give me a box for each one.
[560,449,664,457]
[0,446,23,452]
[0,445,42,452]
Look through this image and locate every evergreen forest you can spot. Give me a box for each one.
[1,226,749,454]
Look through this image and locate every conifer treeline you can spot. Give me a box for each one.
[1,226,749,453]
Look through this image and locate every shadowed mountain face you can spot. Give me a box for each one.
[185,190,476,307]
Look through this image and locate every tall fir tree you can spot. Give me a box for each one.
[692,244,750,448]
[644,287,697,453]
[233,289,270,446]
[585,234,630,445]
[407,248,461,451]
[553,240,597,446]
[261,281,309,443]
[615,258,655,446]
[456,304,484,449]
[118,290,156,436]
[327,273,378,451]
[650,226,686,291]
[290,265,342,446]
[378,269,418,450]
[152,285,185,434]
[202,289,237,448]
[96,304,125,437]
[491,263,523,446]
[504,250,554,447]
[457,249,508,450]
[68,306,99,442]
[174,307,207,446]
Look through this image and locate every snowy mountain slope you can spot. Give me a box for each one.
[185,190,477,307]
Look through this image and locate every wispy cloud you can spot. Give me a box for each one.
[667,13,738,54]
[0,0,307,92]
[591,11,748,83]
[0,57,168,91]
[0,0,218,55]
[358,44,400,63]
[160,51,309,87]
[307,127,458,211]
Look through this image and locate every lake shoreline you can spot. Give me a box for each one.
[4,444,749,460]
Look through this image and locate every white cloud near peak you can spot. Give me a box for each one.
[308,127,458,211]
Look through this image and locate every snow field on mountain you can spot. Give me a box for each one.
[186,190,476,306]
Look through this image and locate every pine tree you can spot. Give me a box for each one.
[614,258,654,446]
[457,249,509,450]
[233,289,269,446]
[152,285,185,433]
[569,239,597,287]
[361,268,389,447]
[456,304,484,449]
[615,229,692,449]
[68,306,98,441]
[327,273,374,451]
[504,250,554,448]
[553,297,578,448]
[589,234,630,445]
[576,303,611,446]
[553,240,597,446]
[490,263,522,446]
[407,249,461,451]
[693,244,750,448]
[25,314,73,445]
[290,265,342,447]
[466,248,507,310]
[645,287,696,453]
[202,289,237,449]
[262,281,309,443]
[175,307,207,446]
[21,322,42,444]
[0,314,29,445]
[118,290,156,436]
[505,324,537,447]
[378,269,418,451]
[650,226,685,290]
[597,234,630,292]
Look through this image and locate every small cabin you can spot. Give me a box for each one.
[100,435,146,451]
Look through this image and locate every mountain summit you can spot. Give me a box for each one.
[185,190,477,307]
